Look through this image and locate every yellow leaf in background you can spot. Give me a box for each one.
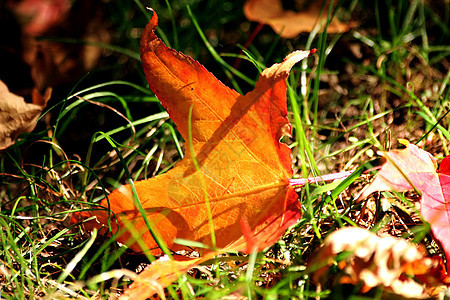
[243,0,356,38]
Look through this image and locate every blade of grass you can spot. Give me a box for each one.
[186,5,255,86]
[187,105,216,252]
[98,132,173,257]
[36,37,141,61]
[57,229,97,283]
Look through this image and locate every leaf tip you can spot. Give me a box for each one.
[140,9,159,54]
[398,138,410,147]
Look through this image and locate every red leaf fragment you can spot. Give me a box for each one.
[438,155,450,175]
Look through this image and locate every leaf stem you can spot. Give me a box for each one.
[290,171,354,187]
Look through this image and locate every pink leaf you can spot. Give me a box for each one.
[360,140,450,270]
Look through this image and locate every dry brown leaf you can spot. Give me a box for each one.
[243,0,356,38]
[0,80,51,150]
[311,227,448,298]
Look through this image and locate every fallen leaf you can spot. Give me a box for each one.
[88,11,313,256]
[360,139,450,270]
[0,80,51,150]
[243,0,355,38]
[120,252,218,300]
[311,227,448,298]
[87,10,313,298]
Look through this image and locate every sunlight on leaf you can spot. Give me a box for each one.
[85,11,315,256]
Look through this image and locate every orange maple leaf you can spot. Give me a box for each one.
[88,11,314,255]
